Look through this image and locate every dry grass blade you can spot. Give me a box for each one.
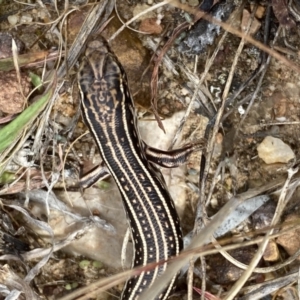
[58,267,140,300]
[141,178,286,299]
[206,14,300,73]
[224,167,299,300]
[158,2,241,149]
[0,73,56,159]
[221,5,255,100]
[55,206,300,299]
[11,39,25,106]
[0,265,37,300]
[109,0,176,41]
[172,0,300,73]
[238,4,274,126]
[1,0,300,298]
[62,131,89,207]
[57,0,114,78]
[240,272,299,300]
[0,51,50,71]
[150,22,189,132]
[186,13,256,297]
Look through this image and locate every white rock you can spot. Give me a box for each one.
[20,14,33,23]
[7,15,19,26]
[257,136,295,164]
[132,4,155,21]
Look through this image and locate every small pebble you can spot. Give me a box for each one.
[7,15,19,26]
[79,260,91,269]
[139,18,162,34]
[132,4,155,21]
[212,133,223,158]
[0,32,24,59]
[241,9,261,35]
[253,5,266,19]
[272,91,288,120]
[263,240,279,262]
[257,136,295,164]
[188,0,199,6]
[20,14,33,23]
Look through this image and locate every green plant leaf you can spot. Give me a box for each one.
[29,72,42,89]
[0,86,54,153]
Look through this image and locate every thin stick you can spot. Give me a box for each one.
[109,0,175,41]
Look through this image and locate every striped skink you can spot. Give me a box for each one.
[78,36,186,299]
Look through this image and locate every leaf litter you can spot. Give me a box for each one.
[0,0,300,299]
